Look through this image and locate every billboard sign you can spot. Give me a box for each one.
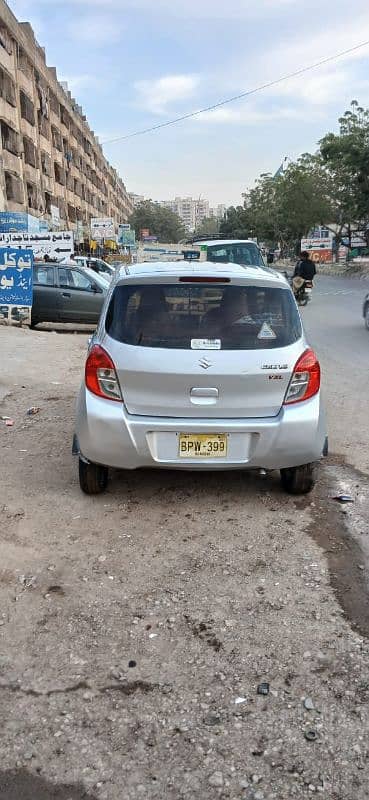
[118,226,136,246]
[0,212,40,233]
[0,212,28,232]
[0,247,33,325]
[91,217,115,240]
[301,234,333,263]
[0,231,74,261]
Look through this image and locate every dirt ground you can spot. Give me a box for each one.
[1,325,369,800]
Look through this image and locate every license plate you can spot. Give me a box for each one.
[179,433,227,458]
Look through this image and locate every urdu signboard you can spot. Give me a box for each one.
[0,232,74,261]
[0,247,33,325]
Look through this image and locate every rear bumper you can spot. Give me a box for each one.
[75,387,326,471]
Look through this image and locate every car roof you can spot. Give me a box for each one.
[191,238,259,247]
[117,260,287,286]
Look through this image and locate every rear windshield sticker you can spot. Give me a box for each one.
[257,322,277,340]
[191,338,221,350]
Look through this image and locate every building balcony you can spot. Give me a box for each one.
[2,149,22,174]
[52,148,63,166]
[20,117,36,140]
[0,97,18,128]
[0,48,15,75]
[39,133,52,153]
[17,68,35,98]
[50,108,60,127]
[54,183,66,199]
[41,173,53,194]
[23,162,40,183]
[7,199,25,213]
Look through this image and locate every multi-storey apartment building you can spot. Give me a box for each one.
[0,0,133,233]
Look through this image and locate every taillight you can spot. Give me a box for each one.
[85,345,122,402]
[284,348,320,405]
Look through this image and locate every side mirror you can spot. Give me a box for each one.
[92,284,103,294]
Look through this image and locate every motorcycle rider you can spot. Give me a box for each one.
[293,251,316,281]
[292,251,316,301]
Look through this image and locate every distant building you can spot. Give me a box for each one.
[209,204,226,222]
[159,196,226,232]
[129,193,145,207]
[0,0,133,232]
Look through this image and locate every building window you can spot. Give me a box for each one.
[38,110,50,140]
[35,76,49,119]
[58,199,67,219]
[0,26,13,56]
[44,191,55,214]
[5,171,23,203]
[51,126,62,151]
[60,105,70,128]
[26,181,38,210]
[41,151,52,177]
[1,121,20,155]
[54,162,65,185]
[0,67,16,107]
[49,91,59,116]
[68,204,76,222]
[74,178,82,198]
[20,90,35,126]
[17,47,31,76]
[23,136,37,167]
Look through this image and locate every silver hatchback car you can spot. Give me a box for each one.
[74,261,327,495]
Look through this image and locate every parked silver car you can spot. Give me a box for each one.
[74,261,327,495]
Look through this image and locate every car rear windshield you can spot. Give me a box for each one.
[206,242,264,266]
[106,283,301,350]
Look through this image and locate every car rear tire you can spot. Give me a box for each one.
[79,457,108,494]
[280,463,316,495]
[364,305,369,331]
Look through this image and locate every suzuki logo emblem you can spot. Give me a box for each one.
[198,357,212,369]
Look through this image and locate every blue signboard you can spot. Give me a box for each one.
[118,228,136,246]
[0,212,41,233]
[0,247,33,306]
[0,211,28,232]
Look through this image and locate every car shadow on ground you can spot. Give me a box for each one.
[106,465,287,502]
[0,770,97,800]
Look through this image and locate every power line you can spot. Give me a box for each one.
[101,39,369,145]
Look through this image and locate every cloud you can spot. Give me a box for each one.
[68,13,124,44]
[60,73,103,93]
[197,105,323,125]
[14,0,298,19]
[134,74,200,115]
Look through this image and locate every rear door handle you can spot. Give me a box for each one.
[190,387,219,397]
[62,292,71,298]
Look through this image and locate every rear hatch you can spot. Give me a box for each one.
[104,278,302,419]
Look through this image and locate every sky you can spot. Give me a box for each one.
[7,0,369,206]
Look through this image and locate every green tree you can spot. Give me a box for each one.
[129,201,185,242]
[222,161,332,253]
[219,205,250,239]
[194,216,220,237]
[319,100,369,246]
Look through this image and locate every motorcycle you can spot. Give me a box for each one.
[292,276,313,306]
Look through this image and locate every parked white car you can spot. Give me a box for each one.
[73,256,116,280]
[74,260,327,495]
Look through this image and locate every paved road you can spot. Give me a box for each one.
[301,275,369,473]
